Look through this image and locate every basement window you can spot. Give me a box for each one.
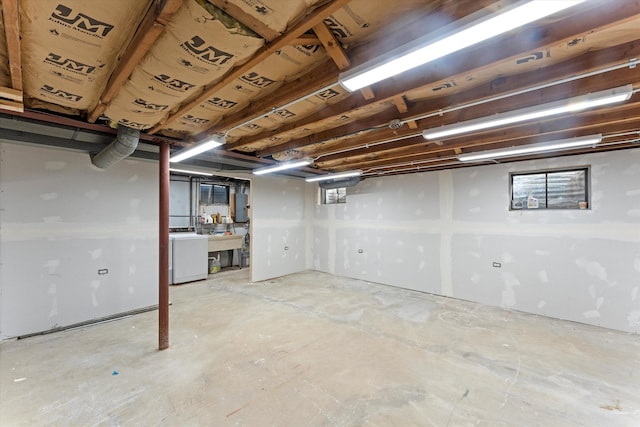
[322,187,347,204]
[510,167,589,210]
[200,183,229,205]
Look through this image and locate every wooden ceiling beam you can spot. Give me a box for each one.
[286,34,321,45]
[230,4,640,154]
[88,0,183,123]
[2,0,22,93]
[201,0,497,136]
[207,0,281,41]
[315,106,640,170]
[148,0,354,134]
[312,21,350,69]
[256,46,640,158]
[317,102,640,166]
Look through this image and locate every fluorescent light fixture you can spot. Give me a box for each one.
[458,134,602,162]
[169,168,213,176]
[252,158,312,175]
[170,135,225,163]
[305,170,362,182]
[338,0,585,91]
[423,85,633,140]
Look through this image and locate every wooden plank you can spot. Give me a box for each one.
[393,96,417,128]
[149,0,353,134]
[0,99,24,112]
[208,0,280,41]
[2,0,22,91]
[287,34,322,45]
[312,22,350,69]
[0,86,23,101]
[88,1,183,123]
[360,87,375,100]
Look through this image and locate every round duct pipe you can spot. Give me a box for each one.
[91,124,140,169]
[318,176,361,190]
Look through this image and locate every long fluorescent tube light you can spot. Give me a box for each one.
[252,158,313,175]
[170,135,225,163]
[305,170,362,183]
[338,0,585,92]
[169,168,213,176]
[458,134,602,162]
[423,85,633,140]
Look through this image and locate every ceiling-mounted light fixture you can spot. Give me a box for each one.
[457,134,602,162]
[338,0,585,92]
[170,135,225,163]
[169,168,214,176]
[423,85,633,140]
[305,170,363,183]
[252,158,313,175]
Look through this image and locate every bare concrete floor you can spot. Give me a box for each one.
[1,269,639,426]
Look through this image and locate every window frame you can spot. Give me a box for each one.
[509,165,590,211]
[321,187,347,204]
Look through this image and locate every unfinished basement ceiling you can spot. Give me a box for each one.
[0,0,639,176]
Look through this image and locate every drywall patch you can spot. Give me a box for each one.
[470,273,480,284]
[632,287,639,301]
[500,272,520,307]
[538,300,546,308]
[583,310,600,319]
[43,259,61,275]
[40,192,58,201]
[626,209,640,218]
[626,189,640,196]
[538,270,549,283]
[501,252,515,264]
[89,249,103,260]
[535,250,551,256]
[128,175,139,183]
[628,310,640,327]
[576,257,608,281]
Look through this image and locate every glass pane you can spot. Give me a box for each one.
[547,170,586,208]
[512,173,547,209]
[213,185,229,204]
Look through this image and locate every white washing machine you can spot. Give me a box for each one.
[170,233,208,284]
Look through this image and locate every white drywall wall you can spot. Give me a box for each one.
[0,143,158,339]
[251,175,308,282]
[312,149,640,333]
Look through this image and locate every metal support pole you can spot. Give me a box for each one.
[159,142,170,350]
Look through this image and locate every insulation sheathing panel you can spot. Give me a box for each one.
[104,0,264,130]
[167,0,430,139]
[220,0,325,34]
[167,43,328,135]
[406,15,640,103]
[20,0,149,112]
[0,6,11,87]
[235,97,394,153]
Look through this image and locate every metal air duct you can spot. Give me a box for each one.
[318,176,361,189]
[91,124,140,169]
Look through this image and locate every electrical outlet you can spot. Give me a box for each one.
[98,269,109,275]
[492,262,501,268]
